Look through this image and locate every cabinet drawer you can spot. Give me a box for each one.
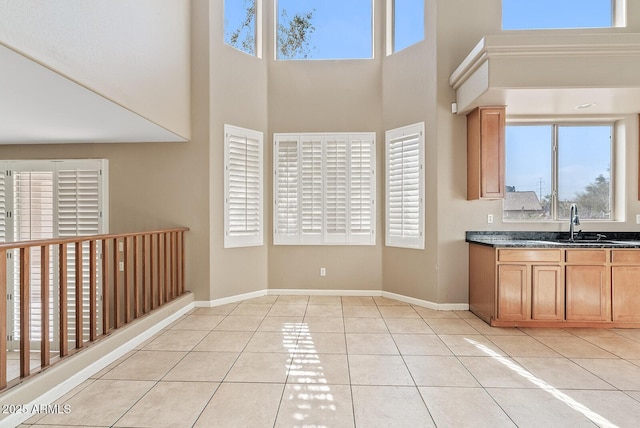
[565,250,606,264]
[498,249,561,262]
[611,250,640,264]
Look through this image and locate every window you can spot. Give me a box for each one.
[0,159,108,350]
[224,125,264,248]
[274,133,376,245]
[276,0,373,60]
[224,0,260,56]
[389,0,425,54]
[502,0,617,30]
[385,123,425,249]
[504,123,612,221]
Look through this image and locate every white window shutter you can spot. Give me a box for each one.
[57,168,101,237]
[386,123,425,249]
[274,132,376,246]
[0,168,6,243]
[301,136,323,243]
[325,137,348,243]
[224,125,264,248]
[349,135,375,244]
[274,137,300,244]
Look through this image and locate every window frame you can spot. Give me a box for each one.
[273,132,376,246]
[224,124,264,248]
[224,0,263,58]
[386,0,425,55]
[385,122,425,250]
[503,121,615,222]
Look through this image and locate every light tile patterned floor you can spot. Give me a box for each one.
[17,295,640,427]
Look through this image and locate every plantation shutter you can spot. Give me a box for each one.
[274,132,376,246]
[57,162,104,343]
[274,137,300,243]
[349,135,375,243]
[301,136,323,241]
[224,125,264,248]
[386,123,425,249]
[0,169,6,243]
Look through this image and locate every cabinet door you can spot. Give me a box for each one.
[498,264,529,321]
[532,265,564,320]
[480,108,505,199]
[612,266,640,322]
[565,265,609,321]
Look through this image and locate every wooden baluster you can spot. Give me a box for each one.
[142,235,148,314]
[164,232,171,302]
[180,231,185,294]
[59,244,68,357]
[0,249,7,390]
[75,242,83,349]
[41,245,50,368]
[113,238,120,329]
[171,231,177,299]
[19,248,30,378]
[150,234,156,310]
[89,240,97,342]
[123,237,130,323]
[101,239,109,335]
[158,234,163,306]
[133,235,140,318]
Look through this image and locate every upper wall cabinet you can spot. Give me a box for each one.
[467,106,505,200]
[450,34,640,116]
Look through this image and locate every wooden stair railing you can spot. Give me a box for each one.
[0,228,188,392]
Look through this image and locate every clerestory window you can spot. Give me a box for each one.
[502,0,623,30]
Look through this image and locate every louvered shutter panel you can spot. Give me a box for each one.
[325,137,348,243]
[57,165,103,343]
[349,135,375,244]
[0,169,6,243]
[386,124,425,249]
[224,126,263,248]
[274,137,300,244]
[12,170,54,343]
[301,137,323,243]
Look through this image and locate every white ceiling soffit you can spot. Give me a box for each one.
[449,33,640,116]
[0,43,187,144]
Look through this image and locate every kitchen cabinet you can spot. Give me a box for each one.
[467,106,505,200]
[469,244,640,327]
[565,250,609,322]
[612,250,640,322]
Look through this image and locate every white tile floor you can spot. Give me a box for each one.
[16,295,640,427]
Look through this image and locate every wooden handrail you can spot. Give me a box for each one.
[0,227,189,392]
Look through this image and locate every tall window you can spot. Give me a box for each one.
[389,0,425,54]
[274,133,376,245]
[385,123,425,249]
[224,0,259,56]
[0,159,108,349]
[502,0,616,30]
[276,0,373,60]
[504,124,612,221]
[224,125,264,248]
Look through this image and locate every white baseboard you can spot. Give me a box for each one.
[200,289,468,311]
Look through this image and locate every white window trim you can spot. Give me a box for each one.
[224,124,264,248]
[385,122,425,250]
[273,132,376,245]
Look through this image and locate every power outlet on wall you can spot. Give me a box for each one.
[636,214,640,224]
[487,214,494,224]
[320,267,326,277]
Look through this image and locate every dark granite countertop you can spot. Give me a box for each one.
[466,231,640,248]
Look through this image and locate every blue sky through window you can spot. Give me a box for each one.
[503,0,613,30]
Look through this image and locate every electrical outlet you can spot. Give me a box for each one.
[118,241,124,251]
[119,261,124,272]
[636,214,640,224]
[320,267,326,277]
[487,214,494,224]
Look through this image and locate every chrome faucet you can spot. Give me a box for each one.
[569,203,580,241]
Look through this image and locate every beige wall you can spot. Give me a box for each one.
[0,0,191,139]
[265,0,385,292]
[208,0,269,300]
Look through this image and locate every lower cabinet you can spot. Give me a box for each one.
[612,266,640,322]
[497,264,529,321]
[531,266,564,320]
[565,265,609,321]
